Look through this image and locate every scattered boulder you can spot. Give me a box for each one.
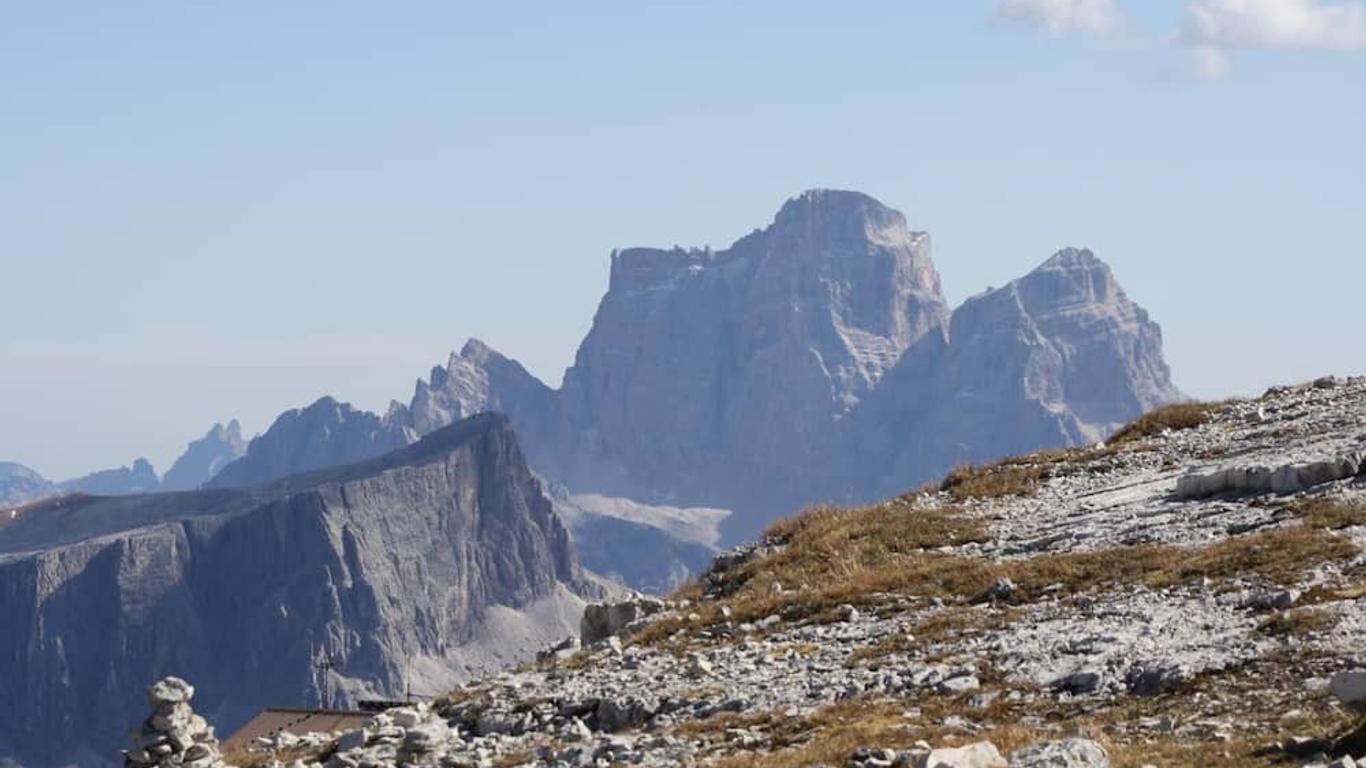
[1126,661,1187,696]
[1331,671,1366,708]
[580,597,667,646]
[1242,588,1300,612]
[594,697,656,732]
[1052,670,1105,696]
[984,578,1018,604]
[903,740,1007,768]
[936,674,981,695]
[1010,738,1111,767]
[538,634,580,662]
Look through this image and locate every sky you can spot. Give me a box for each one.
[2,1,1364,479]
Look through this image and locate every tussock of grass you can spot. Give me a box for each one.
[729,503,991,619]
[1109,402,1225,445]
[1256,607,1337,638]
[936,445,1126,502]
[1293,498,1366,531]
[939,462,1054,501]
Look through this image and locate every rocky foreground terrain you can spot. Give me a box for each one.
[219,375,1366,767]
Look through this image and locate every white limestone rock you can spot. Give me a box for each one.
[1010,739,1111,767]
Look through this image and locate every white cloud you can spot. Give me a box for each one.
[996,0,1127,38]
[1182,0,1366,76]
[1190,44,1232,78]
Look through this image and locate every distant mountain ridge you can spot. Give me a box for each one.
[384,190,1182,539]
[206,398,412,490]
[2,419,247,507]
[0,462,55,506]
[205,189,1180,544]
[58,457,159,495]
[0,414,595,768]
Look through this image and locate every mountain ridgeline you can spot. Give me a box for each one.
[0,422,247,506]
[0,415,594,768]
[209,189,1181,541]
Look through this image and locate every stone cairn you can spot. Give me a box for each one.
[124,677,235,768]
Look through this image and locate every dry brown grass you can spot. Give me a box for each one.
[647,420,1356,648]
[1109,401,1226,445]
[707,698,1041,768]
[716,502,991,622]
[1293,498,1366,531]
[936,446,1125,502]
[1256,607,1338,638]
[939,461,1056,501]
[636,499,1359,654]
[713,644,1362,768]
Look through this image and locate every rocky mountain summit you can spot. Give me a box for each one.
[0,462,55,506]
[0,415,599,768]
[208,397,413,489]
[391,190,1181,541]
[224,375,1366,767]
[58,456,160,495]
[161,420,247,491]
[2,419,248,507]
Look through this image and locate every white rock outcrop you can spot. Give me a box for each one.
[1176,451,1365,499]
[1010,738,1111,767]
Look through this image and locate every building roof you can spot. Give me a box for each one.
[223,708,374,750]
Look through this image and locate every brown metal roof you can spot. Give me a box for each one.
[223,708,374,750]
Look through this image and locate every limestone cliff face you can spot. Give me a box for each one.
[548,189,948,509]
[0,415,587,768]
[209,397,414,489]
[848,248,1182,502]
[396,192,1180,541]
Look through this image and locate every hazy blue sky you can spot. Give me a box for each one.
[3,1,1364,479]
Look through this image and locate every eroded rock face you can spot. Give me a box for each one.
[407,340,560,461]
[850,248,1182,503]
[551,190,950,518]
[0,415,590,768]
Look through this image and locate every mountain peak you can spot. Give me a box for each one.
[772,189,909,238]
[1037,247,1105,272]
[460,337,500,363]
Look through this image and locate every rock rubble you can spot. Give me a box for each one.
[127,376,1366,767]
